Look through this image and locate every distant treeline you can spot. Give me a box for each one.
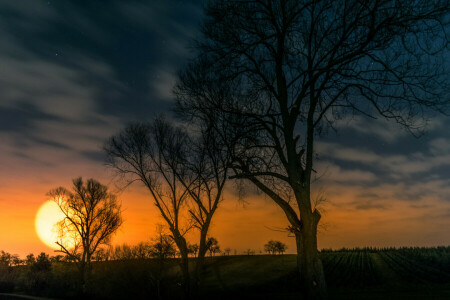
[320,246,450,253]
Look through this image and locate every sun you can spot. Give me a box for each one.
[35,200,66,250]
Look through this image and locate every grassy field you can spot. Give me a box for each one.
[197,248,450,299]
[1,247,449,299]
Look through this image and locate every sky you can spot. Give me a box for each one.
[0,0,449,257]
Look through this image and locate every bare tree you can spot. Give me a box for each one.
[264,240,277,255]
[245,249,255,256]
[105,118,193,298]
[149,233,177,261]
[275,241,288,255]
[105,116,232,297]
[173,121,231,290]
[48,177,122,289]
[187,243,199,257]
[205,237,221,257]
[175,1,450,298]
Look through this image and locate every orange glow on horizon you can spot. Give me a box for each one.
[1,167,449,258]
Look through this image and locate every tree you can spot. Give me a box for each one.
[205,237,221,256]
[25,254,36,266]
[93,248,110,262]
[224,248,232,256]
[105,117,232,297]
[275,241,288,255]
[264,240,277,255]
[31,252,52,273]
[105,119,193,298]
[175,1,450,298]
[134,242,152,260]
[149,233,177,260]
[187,243,199,257]
[11,255,22,266]
[111,244,135,260]
[47,177,122,289]
[245,249,255,256]
[50,255,64,263]
[0,251,11,266]
[265,240,288,255]
[172,119,231,290]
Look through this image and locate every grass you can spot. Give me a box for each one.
[1,247,450,299]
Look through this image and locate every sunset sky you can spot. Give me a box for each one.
[1,0,449,258]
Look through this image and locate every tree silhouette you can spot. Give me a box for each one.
[264,240,277,255]
[25,254,35,266]
[149,233,177,260]
[265,240,288,255]
[105,116,232,298]
[48,177,122,290]
[105,118,193,298]
[275,241,288,255]
[31,253,51,273]
[175,1,450,298]
[187,243,199,257]
[205,237,221,257]
[172,120,231,290]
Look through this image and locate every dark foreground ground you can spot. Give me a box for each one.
[1,247,449,299]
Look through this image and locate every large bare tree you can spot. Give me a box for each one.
[175,1,450,299]
[105,117,231,298]
[48,177,122,289]
[175,121,231,291]
[104,118,193,298]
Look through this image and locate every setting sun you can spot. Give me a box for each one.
[35,200,65,250]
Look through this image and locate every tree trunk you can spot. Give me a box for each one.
[193,225,209,298]
[296,210,327,300]
[174,236,191,300]
[78,260,88,295]
[180,249,191,299]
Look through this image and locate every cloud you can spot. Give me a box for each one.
[0,0,205,168]
[315,162,377,184]
[316,140,450,177]
[429,138,450,156]
[332,114,445,143]
[351,200,387,210]
[334,115,408,143]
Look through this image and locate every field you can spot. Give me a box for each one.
[1,247,449,299]
[198,247,450,300]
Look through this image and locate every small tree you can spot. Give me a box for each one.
[50,255,63,263]
[149,233,177,261]
[205,237,221,257]
[264,240,277,255]
[245,249,255,256]
[11,255,22,266]
[274,241,288,255]
[0,251,12,267]
[48,177,122,289]
[25,254,36,266]
[93,248,110,262]
[112,244,135,260]
[31,253,52,273]
[224,248,232,256]
[187,243,199,257]
[27,252,52,293]
[133,242,152,260]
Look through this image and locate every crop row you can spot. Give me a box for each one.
[320,250,380,287]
